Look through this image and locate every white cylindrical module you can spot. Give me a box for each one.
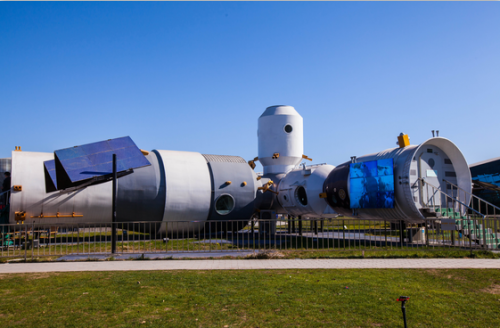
[276,164,337,218]
[258,105,304,175]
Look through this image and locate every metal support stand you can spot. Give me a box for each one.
[397,296,409,328]
[111,154,117,254]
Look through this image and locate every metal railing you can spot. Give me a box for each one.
[417,178,500,250]
[443,179,500,218]
[2,216,499,261]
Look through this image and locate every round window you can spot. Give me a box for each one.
[284,124,293,133]
[215,194,235,215]
[296,186,308,206]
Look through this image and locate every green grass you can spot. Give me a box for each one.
[274,249,500,259]
[1,269,500,327]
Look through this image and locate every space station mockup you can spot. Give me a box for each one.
[3,105,474,234]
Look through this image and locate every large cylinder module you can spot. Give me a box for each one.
[9,148,260,233]
[323,137,472,223]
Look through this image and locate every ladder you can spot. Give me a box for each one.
[417,178,500,250]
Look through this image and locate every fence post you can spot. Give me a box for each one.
[31,221,34,260]
[24,223,27,262]
[77,223,80,254]
[469,217,473,257]
[384,220,387,248]
[399,220,404,249]
[342,220,345,250]
[482,217,488,250]
[425,220,429,248]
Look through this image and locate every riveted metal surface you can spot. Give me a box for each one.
[202,154,247,164]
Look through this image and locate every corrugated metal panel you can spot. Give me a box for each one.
[202,154,247,164]
[0,158,11,172]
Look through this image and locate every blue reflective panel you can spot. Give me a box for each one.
[377,158,394,176]
[54,136,150,184]
[44,160,57,190]
[349,159,395,209]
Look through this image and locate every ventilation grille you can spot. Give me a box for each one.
[445,171,457,177]
[444,159,452,165]
[410,169,417,176]
[202,154,247,164]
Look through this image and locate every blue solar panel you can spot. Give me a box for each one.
[54,136,150,190]
[43,159,57,192]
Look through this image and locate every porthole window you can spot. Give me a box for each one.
[284,124,293,133]
[296,186,308,206]
[215,194,235,215]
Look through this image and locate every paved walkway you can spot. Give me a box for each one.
[1,259,499,274]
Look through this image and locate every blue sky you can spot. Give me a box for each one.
[1,2,499,170]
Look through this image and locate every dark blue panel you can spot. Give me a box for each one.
[54,136,150,186]
[44,159,58,191]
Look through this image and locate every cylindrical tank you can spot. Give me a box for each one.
[9,150,261,234]
[276,164,337,218]
[258,105,303,175]
[323,137,471,223]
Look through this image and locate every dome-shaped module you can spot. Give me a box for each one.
[258,105,304,175]
[277,164,336,218]
[324,137,472,223]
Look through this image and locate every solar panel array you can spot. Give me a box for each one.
[53,136,150,190]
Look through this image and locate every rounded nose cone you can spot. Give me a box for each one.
[260,105,301,118]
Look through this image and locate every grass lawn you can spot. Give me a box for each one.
[1,269,500,327]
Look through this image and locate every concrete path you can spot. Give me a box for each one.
[1,258,499,274]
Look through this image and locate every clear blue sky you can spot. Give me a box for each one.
[1,2,499,171]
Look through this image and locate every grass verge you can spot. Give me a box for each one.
[1,269,500,327]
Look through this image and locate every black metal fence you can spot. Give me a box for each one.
[1,217,499,261]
